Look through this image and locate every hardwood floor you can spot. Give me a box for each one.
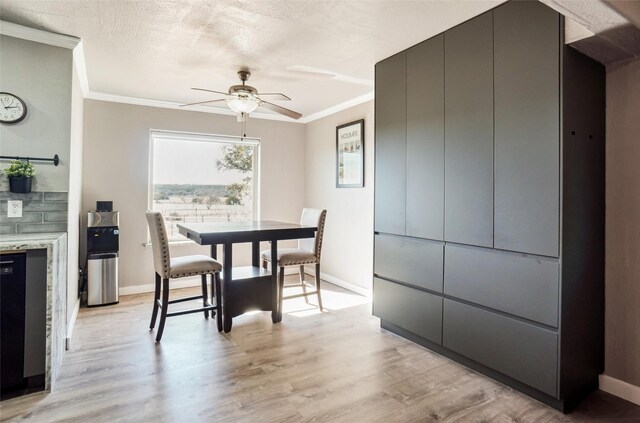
[1,277,639,422]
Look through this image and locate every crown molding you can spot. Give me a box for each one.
[0,20,80,49]
[300,91,374,123]
[85,91,303,123]
[73,41,89,97]
[86,89,374,124]
[0,20,372,123]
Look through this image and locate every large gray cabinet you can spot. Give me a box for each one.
[373,0,604,412]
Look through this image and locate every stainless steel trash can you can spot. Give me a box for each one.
[86,208,119,307]
[87,252,119,306]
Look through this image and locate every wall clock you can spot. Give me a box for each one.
[0,92,27,124]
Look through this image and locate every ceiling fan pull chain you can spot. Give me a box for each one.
[241,113,247,139]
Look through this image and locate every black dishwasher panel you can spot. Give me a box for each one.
[1,253,26,393]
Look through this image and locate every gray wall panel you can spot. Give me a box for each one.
[443,299,558,396]
[444,244,559,327]
[406,35,445,240]
[375,234,443,293]
[494,1,560,257]
[375,53,406,235]
[374,277,443,344]
[444,12,494,247]
[560,46,606,399]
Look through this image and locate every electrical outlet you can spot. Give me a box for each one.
[7,200,22,218]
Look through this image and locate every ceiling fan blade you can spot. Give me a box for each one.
[180,99,226,107]
[257,93,291,101]
[191,87,230,96]
[259,101,302,120]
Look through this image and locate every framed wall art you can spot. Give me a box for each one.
[336,119,364,188]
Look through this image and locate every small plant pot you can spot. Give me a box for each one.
[9,176,33,194]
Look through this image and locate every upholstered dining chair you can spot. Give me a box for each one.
[261,208,327,312]
[145,211,223,342]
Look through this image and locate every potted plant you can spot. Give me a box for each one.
[3,160,36,193]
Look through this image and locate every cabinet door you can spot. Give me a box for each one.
[374,277,443,345]
[375,234,444,293]
[444,244,559,327]
[443,299,558,396]
[375,52,406,235]
[494,1,560,257]
[444,13,494,247]
[406,35,445,240]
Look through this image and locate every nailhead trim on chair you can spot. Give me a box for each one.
[156,213,171,279]
[314,210,327,260]
[171,271,217,277]
[268,258,319,266]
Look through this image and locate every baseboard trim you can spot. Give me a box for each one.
[305,267,371,297]
[65,298,80,350]
[599,374,640,406]
[119,276,202,296]
[119,269,371,298]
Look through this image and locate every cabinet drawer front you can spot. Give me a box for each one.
[374,278,442,344]
[375,235,443,292]
[444,245,558,327]
[443,299,558,396]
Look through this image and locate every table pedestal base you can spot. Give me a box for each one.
[221,266,273,332]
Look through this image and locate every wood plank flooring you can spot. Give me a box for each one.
[1,277,639,422]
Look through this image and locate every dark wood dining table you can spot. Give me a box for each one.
[177,220,317,332]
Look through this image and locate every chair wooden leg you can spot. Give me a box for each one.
[201,274,209,319]
[315,263,323,312]
[279,266,285,317]
[299,265,309,303]
[150,273,161,329]
[209,273,216,318]
[214,272,223,332]
[155,278,170,342]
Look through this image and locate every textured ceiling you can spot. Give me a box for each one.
[1,1,636,120]
[0,0,504,119]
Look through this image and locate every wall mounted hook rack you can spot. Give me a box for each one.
[0,154,59,166]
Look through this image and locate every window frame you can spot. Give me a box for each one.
[148,129,261,243]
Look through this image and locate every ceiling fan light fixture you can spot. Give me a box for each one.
[227,97,259,114]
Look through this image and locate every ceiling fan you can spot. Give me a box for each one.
[181,70,302,120]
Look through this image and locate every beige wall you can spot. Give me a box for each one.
[605,57,640,387]
[304,101,374,292]
[81,100,305,290]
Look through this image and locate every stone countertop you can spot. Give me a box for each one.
[0,232,67,391]
[0,232,66,250]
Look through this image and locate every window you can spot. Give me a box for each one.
[150,130,259,241]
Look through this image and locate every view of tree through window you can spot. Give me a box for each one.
[151,132,258,240]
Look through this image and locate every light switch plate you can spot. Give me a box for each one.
[7,200,22,218]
